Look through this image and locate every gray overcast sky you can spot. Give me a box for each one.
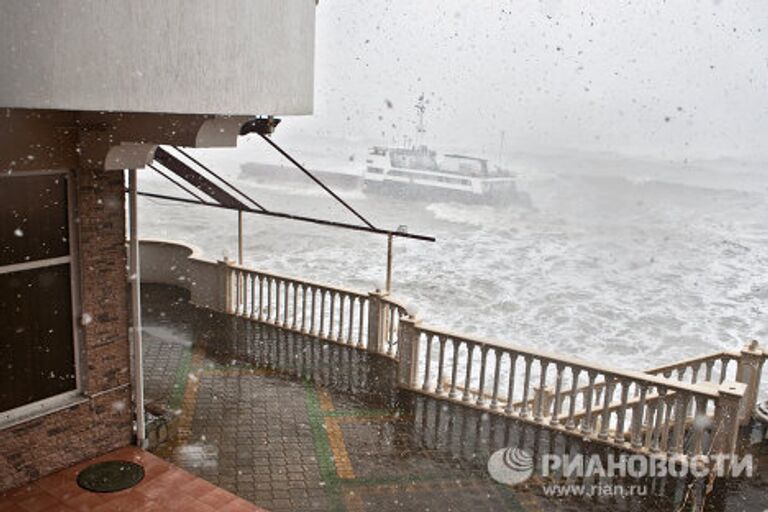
[276,0,768,161]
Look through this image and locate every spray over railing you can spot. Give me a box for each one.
[397,320,755,459]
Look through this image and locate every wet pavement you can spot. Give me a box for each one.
[141,285,768,512]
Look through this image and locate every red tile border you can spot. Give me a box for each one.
[0,446,267,512]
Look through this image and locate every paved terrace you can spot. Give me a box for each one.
[140,285,768,512]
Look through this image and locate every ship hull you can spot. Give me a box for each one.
[362,179,530,206]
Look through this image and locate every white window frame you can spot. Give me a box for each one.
[0,170,84,427]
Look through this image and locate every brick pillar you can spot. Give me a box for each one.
[76,169,131,395]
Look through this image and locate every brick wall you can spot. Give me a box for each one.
[0,168,134,491]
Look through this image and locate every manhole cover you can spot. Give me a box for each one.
[76,460,145,493]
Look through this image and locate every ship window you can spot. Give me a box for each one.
[369,147,387,156]
[390,151,438,170]
[0,172,79,422]
[440,156,488,176]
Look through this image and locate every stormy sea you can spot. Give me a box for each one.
[137,147,768,398]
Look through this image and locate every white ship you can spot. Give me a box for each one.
[363,145,528,203]
[362,96,529,204]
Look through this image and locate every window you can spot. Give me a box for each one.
[0,172,79,421]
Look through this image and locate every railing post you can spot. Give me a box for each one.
[218,258,235,313]
[398,316,421,388]
[736,340,765,425]
[711,382,746,460]
[367,290,387,354]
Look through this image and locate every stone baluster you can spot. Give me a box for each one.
[292,282,298,329]
[448,340,460,399]
[719,357,729,384]
[614,381,630,444]
[233,270,241,314]
[630,385,647,449]
[357,298,366,348]
[422,335,433,392]
[705,360,714,381]
[435,336,447,394]
[477,346,489,407]
[504,354,518,415]
[328,291,336,339]
[309,288,317,335]
[519,356,533,418]
[462,342,474,402]
[318,290,326,337]
[388,307,397,355]
[257,275,264,321]
[249,274,257,319]
[275,280,283,324]
[348,297,355,345]
[565,368,581,430]
[581,371,597,435]
[490,349,503,409]
[300,284,308,333]
[337,293,345,342]
[283,280,289,327]
[534,360,549,422]
[691,396,707,456]
[671,392,689,455]
[598,377,615,440]
[549,364,564,426]
[651,388,668,453]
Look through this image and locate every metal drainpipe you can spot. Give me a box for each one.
[129,169,146,447]
[385,233,393,292]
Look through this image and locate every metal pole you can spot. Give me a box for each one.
[128,169,146,447]
[386,233,393,292]
[134,191,436,242]
[238,210,244,265]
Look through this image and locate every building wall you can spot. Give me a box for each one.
[0,0,315,116]
[0,166,133,491]
[0,106,259,491]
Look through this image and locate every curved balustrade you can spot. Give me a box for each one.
[227,265,371,349]
[225,263,408,359]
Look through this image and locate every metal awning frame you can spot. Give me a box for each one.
[140,142,436,243]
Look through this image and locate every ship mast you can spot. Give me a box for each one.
[414,94,426,148]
